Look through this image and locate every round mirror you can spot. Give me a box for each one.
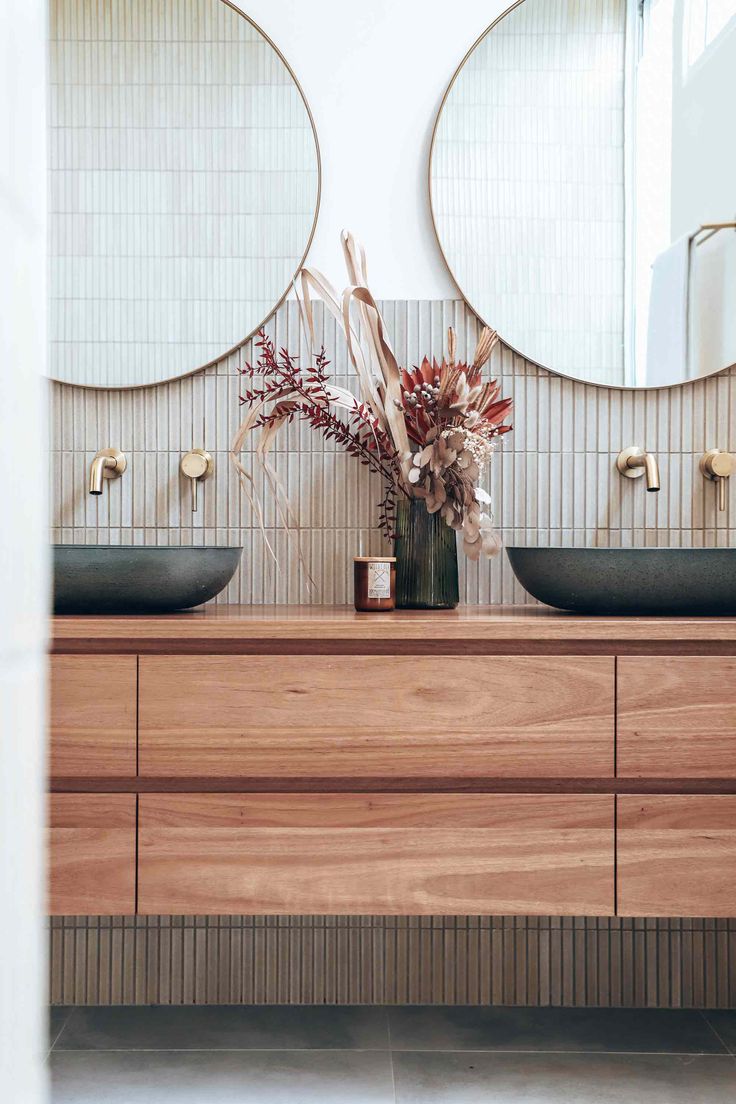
[430,0,736,388]
[48,0,319,388]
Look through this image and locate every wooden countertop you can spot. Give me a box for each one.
[51,605,736,655]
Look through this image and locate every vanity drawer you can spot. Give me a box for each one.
[617,657,736,777]
[49,794,136,915]
[138,655,614,779]
[617,796,736,917]
[50,656,137,777]
[138,793,614,915]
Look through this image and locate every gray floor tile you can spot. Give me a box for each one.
[50,1049,395,1103]
[393,1051,736,1103]
[388,1006,728,1053]
[703,1012,736,1055]
[56,1004,389,1051]
[50,1008,73,1049]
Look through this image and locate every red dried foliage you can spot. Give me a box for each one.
[399,356,513,446]
[240,332,404,538]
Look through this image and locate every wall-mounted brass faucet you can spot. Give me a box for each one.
[180,449,213,512]
[616,446,660,492]
[700,449,734,512]
[89,448,126,495]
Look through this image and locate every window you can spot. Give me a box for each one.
[631,0,675,383]
[686,0,736,67]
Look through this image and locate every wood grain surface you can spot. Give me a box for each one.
[618,795,736,917]
[138,793,614,916]
[49,794,136,915]
[618,657,736,777]
[50,656,137,777]
[51,605,736,652]
[45,610,736,919]
[138,655,614,779]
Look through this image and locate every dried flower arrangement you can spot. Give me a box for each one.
[397,326,512,558]
[231,232,513,570]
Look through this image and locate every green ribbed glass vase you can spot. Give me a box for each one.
[393,497,459,610]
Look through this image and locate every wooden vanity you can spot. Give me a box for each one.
[49,606,736,918]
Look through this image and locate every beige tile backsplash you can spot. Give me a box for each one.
[50,298,735,604]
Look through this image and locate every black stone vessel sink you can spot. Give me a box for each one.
[506,547,736,615]
[53,545,242,614]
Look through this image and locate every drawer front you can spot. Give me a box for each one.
[49,794,136,915]
[138,793,614,915]
[618,657,736,778]
[50,656,137,777]
[139,656,614,779]
[618,796,736,917]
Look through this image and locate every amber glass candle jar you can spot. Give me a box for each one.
[353,556,396,612]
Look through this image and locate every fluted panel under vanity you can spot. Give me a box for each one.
[49,916,736,1009]
[50,298,736,606]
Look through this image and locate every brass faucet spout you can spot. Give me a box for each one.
[616,447,660,492]
[642,452,660,492]
[88,449,127,495]
[89,455,115,495]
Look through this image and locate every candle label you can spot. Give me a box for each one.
[367,561,392,599]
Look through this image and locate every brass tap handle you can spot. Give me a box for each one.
[180,449,213,513]
[700,449,734,512]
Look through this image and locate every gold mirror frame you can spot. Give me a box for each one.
[428,0,734,392]
[49,0,321,391]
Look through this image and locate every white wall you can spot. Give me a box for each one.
[0,1,48,1101]
[671,0,736,235]
[671,0,736,376]
[242,0,508,297]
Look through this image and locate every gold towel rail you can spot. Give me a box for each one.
[691,221,736,246]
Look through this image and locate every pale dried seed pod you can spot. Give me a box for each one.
[447,327,457,371]
[471,326,499,370]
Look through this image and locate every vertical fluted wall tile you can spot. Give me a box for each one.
[50,296,736,607]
